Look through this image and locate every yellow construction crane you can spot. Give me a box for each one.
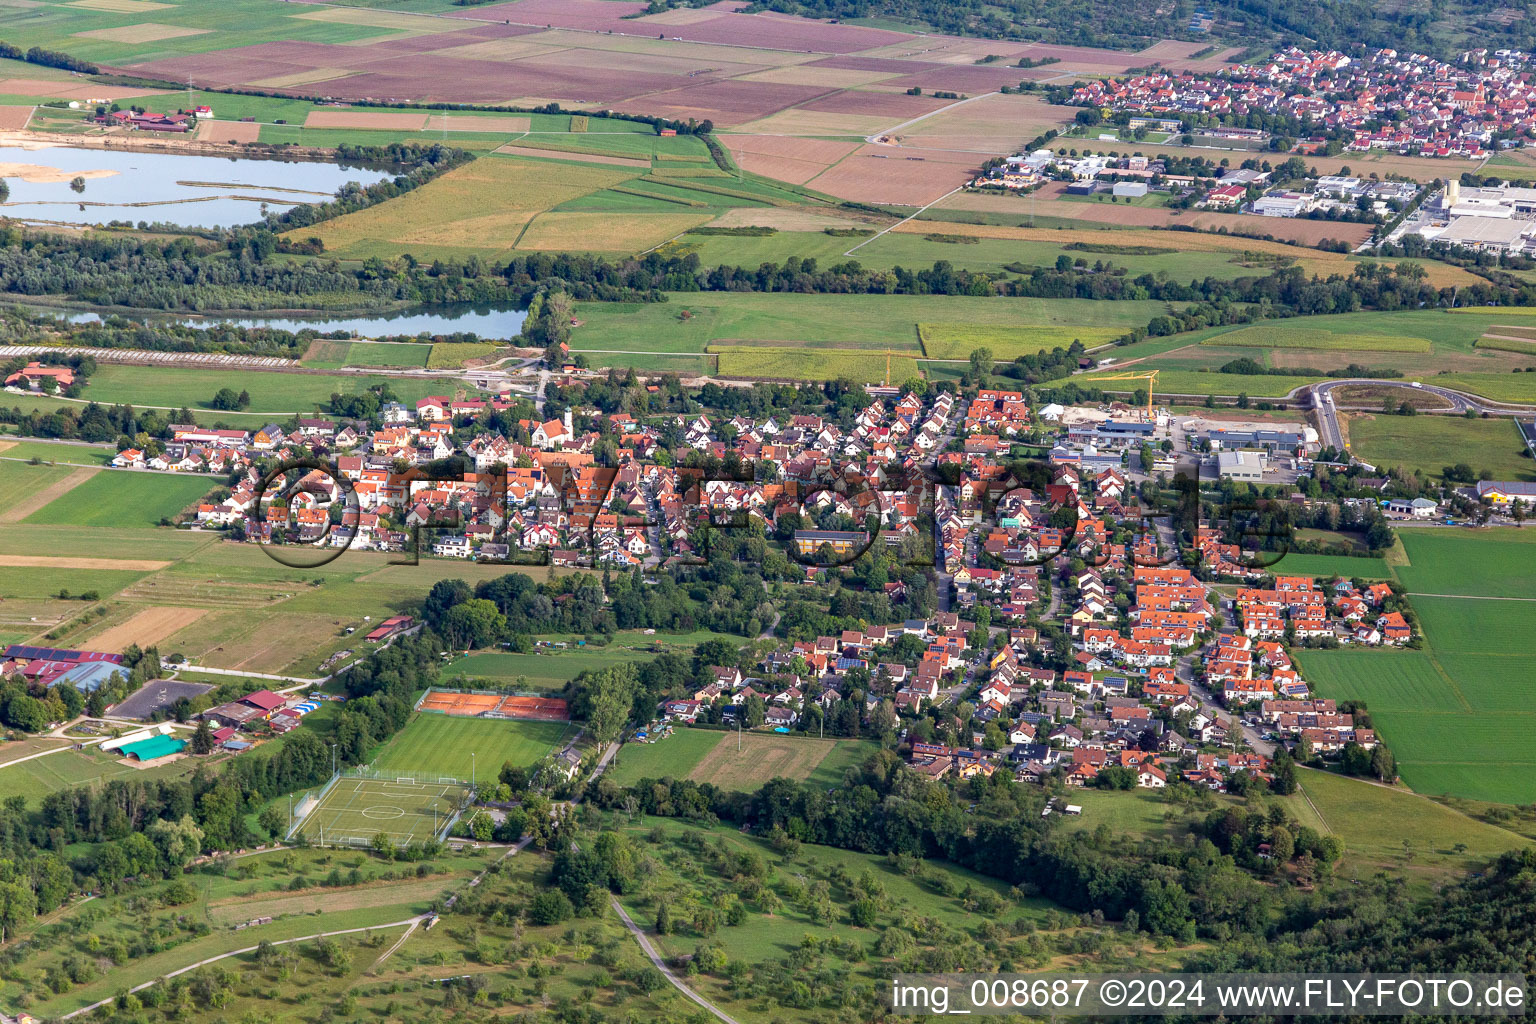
[1083,369,1159,418]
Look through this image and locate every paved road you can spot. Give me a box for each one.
[1175,653,1276,757]
[1309,378,1535,455]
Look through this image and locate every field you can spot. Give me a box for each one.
[933,184,1375,247]
[714,347,921,384]
[301,339,432,368]
[0,745,205,806]
[1206,326,1432,352]
[22,470,215,527]
[0,439,116,466]
[1081,367,1325,399]
[1296,648,1466,715]
[0,460,77,519]
[78,363,454,415]
[684,731,867,792]
[605,726,725,787]
[570,292,1173,363]
[1346,414,1535,482]
[1393,527,1536,599]
[424,341,502,368]
[0,526,589,676]
[82,604,207,652]
[290,153,639,260]
[1088,309,1536,403]
[918,321,1127,360]
[368,712,576,780]
[1264,552,1393,579]
[448,637,719,691]
[1294,768,1529,881]
[291,776,467,847]
[1296,529,1536,803]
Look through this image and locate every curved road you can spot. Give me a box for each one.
[1308,378,1536,454]
[611,900,742,1024]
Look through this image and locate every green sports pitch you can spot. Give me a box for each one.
[293,777,469,848]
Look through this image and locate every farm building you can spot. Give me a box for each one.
[3,362,75,390]
[202,702,265,729]
[366,615,414,641]
[1,644,125,690]
[239,689,288,718]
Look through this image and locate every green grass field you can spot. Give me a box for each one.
[667,227,1336,285]
[302,340,432,369]
[1296,648,1467,714]
[293,776,465,846]
[605,727,724,787]
[23,471,215,527]
[917,321,1125,360]
[806,737,879,788]
[1266,552,1393,578]
[1432,372,1536,403]
[369,713,575,780]
[1295,529,1536,803]
[1204,326,1432,352]
[1347,415,1535,482]
[0,440,116,466]
[714,347,923,384]
[1295,768,1529,879]
[571,293,1171,358]
[80,364,450,415]
[1081,368,1325,398]
[0,746,205,807]
[1394,528,1536,599]
[452,649,650,691]
[1097,310,1536,402]
[0,461,74,516]
[1473,336,1536,354]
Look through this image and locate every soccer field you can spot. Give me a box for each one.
[370,713,576,780]
[294,777,468,847]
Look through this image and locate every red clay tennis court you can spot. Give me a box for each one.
[419,691,502,715]
[417,690,571,721]
[493,695,570,722]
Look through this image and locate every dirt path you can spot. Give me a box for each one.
[0,465,97,523]
[611,899,742,1024]
[370,917,420,973]
[58,917,424,1020]
[0,555,171,571]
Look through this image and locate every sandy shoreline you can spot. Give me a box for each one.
[0,160,118,183]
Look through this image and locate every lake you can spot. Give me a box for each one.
[0,144,392,229]
[60,305,528,340]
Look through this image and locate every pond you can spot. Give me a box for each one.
[60,304,528,340]
[0,144,392,229]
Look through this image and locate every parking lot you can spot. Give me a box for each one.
[111,680,215,720]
